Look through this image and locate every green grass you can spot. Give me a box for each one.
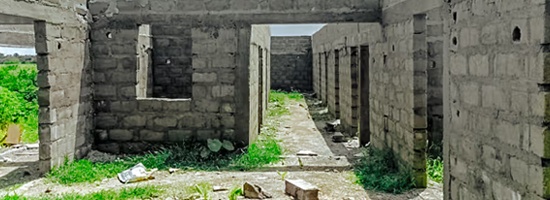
[267,90,304,117]
[427,157,443,183]
[48,133,282,185]
[228,185,243,200]
[353,148,416,194]
[46,159,130,185]
[46,90,290,185]
[0,63,38,144]
[1,186,161,200]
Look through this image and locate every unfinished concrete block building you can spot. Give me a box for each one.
[2,0,550,199]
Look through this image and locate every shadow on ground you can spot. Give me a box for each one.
[0,145,41,190]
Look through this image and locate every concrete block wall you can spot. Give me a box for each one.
[369,17,428,186]
[151,25,193,98]
[2,0,93,170]
[249,25,271,142]
[89,1,272,151]
[340,47,359,135]
[445,0,549,199]
[270,36,312,91]
[136,24,152,98]
[426,7,444,157]
[312,23,383,134]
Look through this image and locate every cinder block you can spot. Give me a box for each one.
[139,130,165,142]
[285,179,319,200]
[109,129,134,141]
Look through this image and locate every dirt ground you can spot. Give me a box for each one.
[0,96,443,199]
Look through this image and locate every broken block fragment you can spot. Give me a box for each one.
[285,179,319,200]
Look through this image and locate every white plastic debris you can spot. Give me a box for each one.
[117,163,158,184]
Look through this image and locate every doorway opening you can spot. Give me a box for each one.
[0,23,38,146]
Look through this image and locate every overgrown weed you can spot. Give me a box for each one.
[1,186,161,200]
[353,148,416,194]
[427,157,443,183]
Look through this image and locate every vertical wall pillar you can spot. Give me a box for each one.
[235,24,252,146]
[359,45,370,146]
[412,14,428,187]
[334,49,341,118]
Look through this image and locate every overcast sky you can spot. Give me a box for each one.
[270,24,325,36]
[0,25,325,55]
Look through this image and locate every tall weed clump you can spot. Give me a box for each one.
[353,148,416,194]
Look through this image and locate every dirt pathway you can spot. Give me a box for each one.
[276,100,334,156]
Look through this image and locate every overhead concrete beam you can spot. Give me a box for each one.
[0,25,34,48]
[0,0,85,25]
[91,0,382,24]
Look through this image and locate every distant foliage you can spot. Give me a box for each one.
[0,64,38,143]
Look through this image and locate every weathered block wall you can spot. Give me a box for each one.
[91,24,250,152]
[270,36,312,91]
[151,25,193,98]
[426,6,444,157]
[136,25,152,98]
[340,47,359,135]
[312,23,383,134]
[445,0,549,199]
[249,25,271,142]
[89,0,378,150]
[369,16,429,186]
[2,0,93,170]
[0,0,93,170]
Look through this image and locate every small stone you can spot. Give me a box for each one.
[243,182,272,199]
[168,168,179,174]
[213,186,228,192]
[332,132,345,143]
[25,143,39,149]
[297,150,318,156]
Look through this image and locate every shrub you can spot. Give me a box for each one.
[353,148,416,194]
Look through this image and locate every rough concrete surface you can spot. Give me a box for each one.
[2,0,550,199]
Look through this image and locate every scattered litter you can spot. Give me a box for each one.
[343,139,359,148]
[168,168,179,174]
[243,182,272,199]
[296,150,318,156]
[285,179,319,200]
[117,163,158,184]
[325,119,341,132]
[332,132,345,143]
[354,153,365,158]
[213,186,228,192]
[25,144,39,149]
[313,101,323,106]
[5,124,22,145]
